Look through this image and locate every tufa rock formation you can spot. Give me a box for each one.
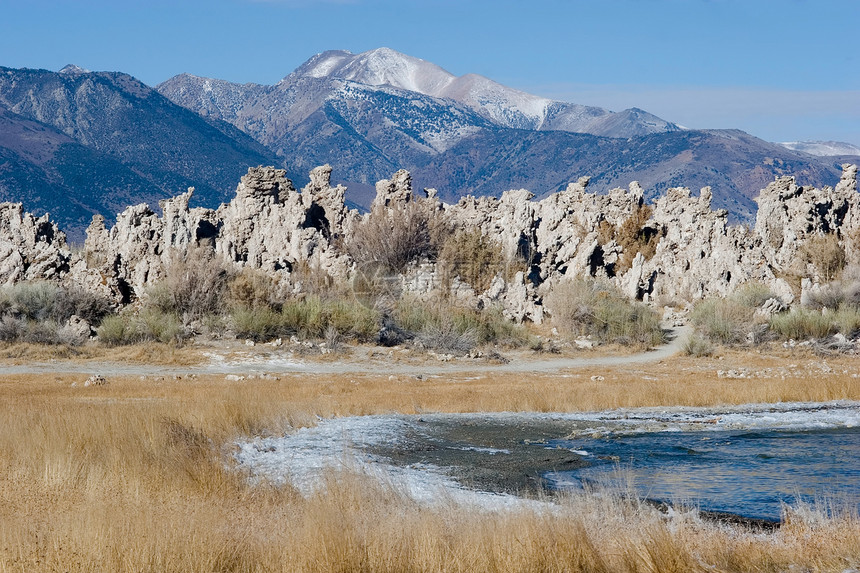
[0,163,857,323]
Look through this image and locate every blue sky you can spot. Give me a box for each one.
[2,0,858,145]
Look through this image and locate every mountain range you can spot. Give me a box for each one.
[1,47,857,240]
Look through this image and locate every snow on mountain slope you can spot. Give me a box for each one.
[329,80,488,153]
[780,140,860,157]
[290,48,678,136]
[438,73,552,130]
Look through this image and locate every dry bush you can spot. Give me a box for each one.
[438,229,507,294]
[290,260,348,299]
[616,204,663,271]
[148,248,230,321]
[691,282,776,345]
[347,201,448,274]
[544,277,664,347]
[596,218,615,246]
[596,205,663,273]
[393,297,532,351]
[801,233,846,282]
[227,267,283,309]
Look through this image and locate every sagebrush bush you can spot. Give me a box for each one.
[53,286,112,325]
[544,277,664,347]
[232,297,381,343]
[691,282,776,345]
[682,332,715,357]
[0,316,75,345]
[0,281,58,321]
[148,249,229,321]
[802,265,860,310]
[769,308,836,340]
[0,281,111,345]
[393,298,532,352]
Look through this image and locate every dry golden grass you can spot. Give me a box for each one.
[0,341,205,365]
[1,351,859,571]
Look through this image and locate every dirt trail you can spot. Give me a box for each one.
[0,326,691,378]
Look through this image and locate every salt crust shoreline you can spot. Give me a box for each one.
[234,400,860,510]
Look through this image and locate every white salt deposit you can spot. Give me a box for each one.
[234,401,860,509]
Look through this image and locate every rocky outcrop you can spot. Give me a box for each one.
[0,204,71,285]
[0,163,857,324]
[73,165,357,301]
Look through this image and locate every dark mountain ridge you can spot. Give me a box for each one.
[0,66,283,239]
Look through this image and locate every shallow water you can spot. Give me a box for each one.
[545,427,860,521]
[234,402,860,520]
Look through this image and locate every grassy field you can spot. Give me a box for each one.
[1,351,859,572]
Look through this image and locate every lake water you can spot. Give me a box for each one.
[234,402,860,522]
[545,427,860,522]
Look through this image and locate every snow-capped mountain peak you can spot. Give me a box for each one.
[58,64,90,75]
[292,47,456,96]
[288,47,678,137]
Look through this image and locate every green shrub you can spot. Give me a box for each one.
[691,298,752,345]
[97,315,133,346]
[544,277,665,348]
[834,305,860,337]
[137,308,184,344]
[766,305,860,341]
[731,282,776,309]
[769,308,836,340]
[232,297,381,343]
[231,306,283,342]
[96,309,185,346]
